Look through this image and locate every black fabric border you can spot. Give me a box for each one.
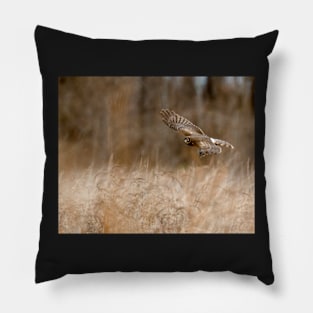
[35,26,278,285]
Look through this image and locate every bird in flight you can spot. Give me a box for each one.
[160,109,234,157]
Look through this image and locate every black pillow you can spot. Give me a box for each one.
[35,25,278,285]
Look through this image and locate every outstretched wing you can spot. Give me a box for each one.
[211,138,234,149]
[160,109,205,136]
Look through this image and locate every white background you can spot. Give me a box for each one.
[1,1,312,312]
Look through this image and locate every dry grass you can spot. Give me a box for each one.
[59,156,254,234]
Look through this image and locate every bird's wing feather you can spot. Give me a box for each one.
[160,109,205,136]
[211,138,234,149]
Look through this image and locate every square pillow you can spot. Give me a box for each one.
[35,25,278,284]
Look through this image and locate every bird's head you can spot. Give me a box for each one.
[184,137,193,146]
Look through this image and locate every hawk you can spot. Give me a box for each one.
[160,109,234,157]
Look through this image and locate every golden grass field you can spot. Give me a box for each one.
[58,76,255,234]
[59,153,254,234]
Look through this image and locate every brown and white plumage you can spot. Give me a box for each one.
[160,109,234,157]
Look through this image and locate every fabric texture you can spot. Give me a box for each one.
[35,25,278,285]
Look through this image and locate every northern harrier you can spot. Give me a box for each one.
[160,109,234,157]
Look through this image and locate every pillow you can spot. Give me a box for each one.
[35,25,278,285]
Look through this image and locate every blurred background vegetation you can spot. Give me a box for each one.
[58,76,254,170]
